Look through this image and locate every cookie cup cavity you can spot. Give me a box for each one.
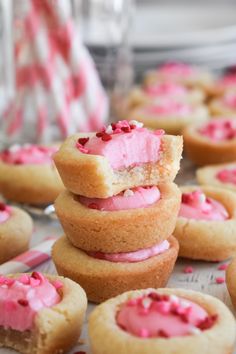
[129,105,208,135]
[53,133,183,198]
[0,207,33,264]
[0,274,87,354]
[183,124,236,166]
[55,183,181,253]
[197,163,236,193]
[174,185,236,261]
[52,236,179,303]
[0,161,64,205]
[88,288,236,354]
[226,258,236,310]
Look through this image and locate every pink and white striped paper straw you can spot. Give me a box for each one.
[0,237,56,275]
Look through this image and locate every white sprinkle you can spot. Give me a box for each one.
[129,120,143,128]
[105,125,113,134]
[199,193,206,204]
[9,144,21,152]
[123,189,134,197]
[188,326,201,335]
[142,297,152,309]
[169,295,179,304]
[180,300,191,309]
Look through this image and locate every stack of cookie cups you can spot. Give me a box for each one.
[52,120,183,303]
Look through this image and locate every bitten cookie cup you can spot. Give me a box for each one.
[0,162,64,205]
[0,205,33,264]
[174,185,236,261]
[226,258,236,310]
[0,273,87,354]
[197,162,236,193]
[88,288,236,354]
[128,104,208,135]
[55,183,181,253]
[52,235,179,303]
[183,122,236,166]
[53,132,183,198]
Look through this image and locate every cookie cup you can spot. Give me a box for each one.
[197,163,236,193]
[52,236,179,303]
[174,185,236,261]
[88,288,236,354]
[0,207,33,264]
[226,258,236,310]
[0,273,87,354]
[53,133,183,198]
[0,161,64,205]
[128,105,208,135]
[55,183,181,253]
[183,124,236,166]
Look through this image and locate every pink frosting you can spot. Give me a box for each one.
[179,190,229,221]
[0,203,11,224]
[87,240,169,263]
[144,100,192,116]
[216,168,236,185]
[218,74,236,89]
[117,292,217,338]
[78,186,161,211]
[0,272,62,331]
[77,120,164,170]
[223,94,236,109]
[144,82,187,97]
[0,144,58,165]
[158,62,195,77]
[199,119,236,141]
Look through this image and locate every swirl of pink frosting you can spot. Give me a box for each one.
[78,186,161,211]
[144,100,192,116]
[87,240,169,263]
[0,272,62,331]
[0,144,58,165]
[223,94,236,109]
[179,190,229,221]
[199,119,236,141]
[0,203,11,224]
[76,120,164,170]
[158,62,194,77]
[117,292,217,338]
[144,82,187,97]
[218,74,236,88]
[216,168,236,185]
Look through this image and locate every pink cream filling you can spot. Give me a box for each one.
[179,190,229,221]
[117,292,217,338]
[0,144,58,165]
[86,240,170,263]
[0,203,11,224]
[144,82,187,97]
[78,120,164,170]
[158,62,195,77]
[144,100,192,116]
[0,272,62,331]
[78,186,161,211]
[216,168,236,185]
[198,119,236,141]
[223,94,236,109]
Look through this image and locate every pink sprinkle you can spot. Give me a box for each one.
[183,266,194,274]
[154,129,165,136]
[19,275,30,285]
[53,280,63,290]
[216,277,225,284]
[30,278,40,287]
[139,328,149,338]
[217,264,228,271]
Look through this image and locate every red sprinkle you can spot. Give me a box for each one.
[215,277,225,284]
[0,203,6,211]
[78,137,89,146]
[158,329,169,338]
[96,132,104,137]
[217,264,228,271]
[121,126,131,133]
[197,314,218,330]
[31,272,44,282]
[183,266,194,274]
[18,299,28,307]
[101,133,112,141]
[88,203,99,210]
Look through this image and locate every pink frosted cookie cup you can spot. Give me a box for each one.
[88,288,235,354]
[174,185,236,261]
[55,183,181,253]
[0,144,64,205]
[197,162,236,193]
[128,100,208,135]
[52,235,179,303]
[54,120,183,198]
[183,118,236,166]
[0,272,87,354]
[0,203,33,264]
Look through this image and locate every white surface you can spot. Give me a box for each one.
[0,158,236,353]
